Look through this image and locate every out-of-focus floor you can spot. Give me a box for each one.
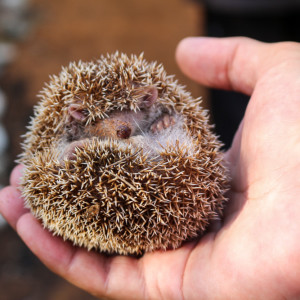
[0,0,204,299]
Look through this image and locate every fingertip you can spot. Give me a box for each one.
[175,36,194,61]
[16,213,76,273]
[176,36,210,58]
[0,185,28,229]
[10,164,24,187]
[175,36,263,94]
[15,213,108,296]
[175,36,208,78]
[176,36,233,90]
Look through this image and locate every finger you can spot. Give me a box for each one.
[141,242,197,299]
[0,186,28,229]
[175,36,268,95]
[16,213,146,299]
[16,211,196,299]
[16,213,106,297]
[10,164,24,187]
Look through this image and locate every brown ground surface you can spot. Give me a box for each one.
[0,0,205,299]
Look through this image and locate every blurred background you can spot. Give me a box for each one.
[0,0,203,299]
[1,0,300,299]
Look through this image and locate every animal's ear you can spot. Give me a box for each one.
[68,103,87,122]
[137,86,158,108]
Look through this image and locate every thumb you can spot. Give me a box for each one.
[175,37,269,95]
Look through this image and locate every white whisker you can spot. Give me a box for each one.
[133,117,146,137]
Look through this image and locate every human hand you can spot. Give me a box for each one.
[176,37,300,299]
[1,37,300,299]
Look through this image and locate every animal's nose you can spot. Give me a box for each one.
[116,125,132,139]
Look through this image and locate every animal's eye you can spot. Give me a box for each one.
[116,125,131,139]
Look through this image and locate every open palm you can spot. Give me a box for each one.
[1,37,300,299]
